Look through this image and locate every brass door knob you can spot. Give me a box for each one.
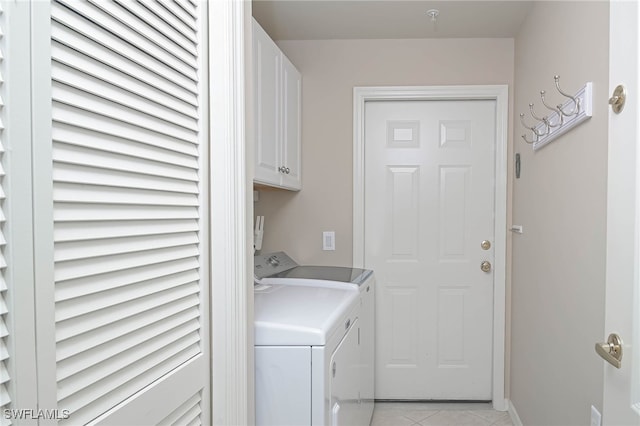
[480,261,491,273]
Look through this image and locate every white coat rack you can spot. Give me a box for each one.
[519,76,593,151]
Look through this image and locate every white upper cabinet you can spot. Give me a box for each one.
[253,19,301,190]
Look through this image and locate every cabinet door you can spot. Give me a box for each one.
[330,319,360,426]
[281,55,302,190]
[253,21,281,186]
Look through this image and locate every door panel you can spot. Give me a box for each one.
[604,0,640,423]
[330,319,360,426]
[253,21,281,183]
[281,55,302,189]
[365,100,495,399]
[42,1,210,423]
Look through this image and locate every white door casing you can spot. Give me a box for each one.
[353,86,508,410]
[603,0,640,424]
[210,0,252,424]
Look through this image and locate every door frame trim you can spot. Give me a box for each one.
[210,1,252,424]
[352,85,508,410]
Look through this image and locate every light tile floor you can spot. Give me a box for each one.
[370,402,514,426]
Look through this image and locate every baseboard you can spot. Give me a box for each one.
[507,399,523,426]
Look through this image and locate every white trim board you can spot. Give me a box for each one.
[209,1,251,424]
[352,85,508,410]
[508,399,524,426]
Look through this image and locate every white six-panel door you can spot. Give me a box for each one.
[365,99,496,399]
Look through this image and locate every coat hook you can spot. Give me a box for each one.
[540,90,564,127]
[521,133,537,144]
[554,75,580,117]
[528,103,546,122]
[528,103,554,134]
[519,77,592,149]
[520,112,547,137]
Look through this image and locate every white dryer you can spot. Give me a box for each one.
[254,283,360,425]
[255,252,375,426]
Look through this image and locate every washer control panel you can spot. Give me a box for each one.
[254,251,298,280]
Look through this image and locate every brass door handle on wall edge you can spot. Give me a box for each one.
[595,333,623,369]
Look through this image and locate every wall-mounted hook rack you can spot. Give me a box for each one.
[519,76,593,151]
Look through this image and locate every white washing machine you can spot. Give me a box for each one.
[254,283,361,425]
[255,252,375,426]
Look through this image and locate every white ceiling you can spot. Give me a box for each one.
[252,0,534,41]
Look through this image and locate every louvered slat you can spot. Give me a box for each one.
[55,219,199,242]
[0,3,9,420]
[52,83,197,142]
[53,123,199,168]
[56,302,199,366]
[175,0,198,20]
[53,163,199,195]
[54,204,199,222]
[51,21,198,107]
[56,0,197,77]
[51,0,203,422]
[138,0,197,43]
[58,323,200,399]
[55,232,199,262]
[157,0,196,32]
[55,245,199,282]
[157,392,201,426]
[55,257,199,301]
[53,143,198,182]
[88,0,197,68]
[57,306,199,368]
[52,43,198,119]
[185,416,202,426]
[52,2,197,91]
[61,341,200,421]
[52,63,198,131]
[56,284,199,341]
[53,183,198,206]
[53,103,198,156]
[56,272,199,321]
[114,0,197,57]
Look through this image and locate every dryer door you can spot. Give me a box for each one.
[330,318,360,426]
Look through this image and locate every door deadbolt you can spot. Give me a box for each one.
[481,240,491,250]
[609,85,626,114]
[595,333,623,369]
[480,261,492,273]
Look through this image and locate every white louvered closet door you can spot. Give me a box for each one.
[0,3,9,418]
[47,0,209,424]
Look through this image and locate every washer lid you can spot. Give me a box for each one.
[254,284,358,346]
[267,265,373,286]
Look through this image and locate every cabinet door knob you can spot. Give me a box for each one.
[285,167,290,174]
[278,166,286,173]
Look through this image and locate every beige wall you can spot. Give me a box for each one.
[510,2,608,425]
[255,38,514,267]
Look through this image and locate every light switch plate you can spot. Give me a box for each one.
[323,231,335,251]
